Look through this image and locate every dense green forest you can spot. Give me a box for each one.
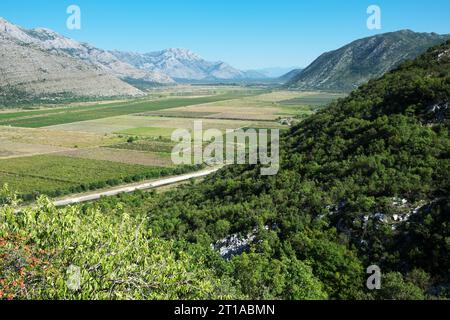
[1,41,449,300]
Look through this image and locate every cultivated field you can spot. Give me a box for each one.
[142,91,343,121]
[277,92,346,106]
[56,147,173,167]
[45,115,282,135]
[0,154,195,200]
[0,126,119,149]
[0,91,259,128]
[0,88,343,200]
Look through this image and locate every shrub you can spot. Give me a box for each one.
[0,195,242,300]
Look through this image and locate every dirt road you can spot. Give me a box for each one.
[53,167,220,207]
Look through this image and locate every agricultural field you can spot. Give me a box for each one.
[46,115,283,136]
[0,88,342,200]
[147,85,247,97]
[111,140,176,154]
[142,91,343,121]
[0,126,120,160]
[0,90,260,128]
[55,147,173,167]
[0,126,119,149]
[0,139,70,159]
[0,154,195,200]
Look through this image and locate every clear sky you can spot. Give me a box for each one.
[0,0,449,69]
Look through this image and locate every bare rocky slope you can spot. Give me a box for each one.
[0,18,174,85]
[284,30,450,91]
[0,18,145,103]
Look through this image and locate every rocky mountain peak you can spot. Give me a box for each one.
[0,17,31,42]
[165,48,201,59]
[33,27,58,35]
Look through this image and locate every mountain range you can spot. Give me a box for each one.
[111,48,266,81]
[0,17,144,102]
[0,17,269,104]
[1,16,450,104]
[283,30,450,91]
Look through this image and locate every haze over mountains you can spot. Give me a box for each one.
[284,30,450,91]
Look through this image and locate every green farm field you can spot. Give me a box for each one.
[0,91,261,128]
[56,147,174,167]
[45,115,284,135]
[111,140,176,154]
[118,127,180,138]
[142,91,343,120]
[0,154,196,200]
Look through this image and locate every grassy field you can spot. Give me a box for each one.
[142,91,343,121]
[118,127,180,138]
[45,115,283,135]
[56,147,173,167]
[0,125,122,160]
[111,140,176,153]
[0,92,261,128]
[0,100,135,121]
[0,154,195,200]
[0,126,119,149]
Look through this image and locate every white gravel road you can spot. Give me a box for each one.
[53,167,221,207]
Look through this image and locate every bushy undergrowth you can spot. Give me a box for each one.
[0,185,241,300]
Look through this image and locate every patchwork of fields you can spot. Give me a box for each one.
[0,88,343,201]
[45,115,282,136]
[141,91,340,121]
[0,91,259,128]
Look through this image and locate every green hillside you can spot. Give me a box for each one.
[2,41,449,300]
[108,40,449,299]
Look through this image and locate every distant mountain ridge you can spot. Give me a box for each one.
[250,67,300,78]
[111,48,265,81]
[2,17,449,104]
[0,17,271,104]
[284,30,450,91]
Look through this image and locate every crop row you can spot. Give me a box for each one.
[0,92,259,128]
[0,155,199,201]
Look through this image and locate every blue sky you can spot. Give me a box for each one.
[0,0,449,69]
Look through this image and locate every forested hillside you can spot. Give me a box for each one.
[1,41,449,300]
[104,40,449,299]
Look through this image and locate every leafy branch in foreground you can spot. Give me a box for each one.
[0,192,241,300]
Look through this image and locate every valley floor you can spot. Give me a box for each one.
[0,87,342,202]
